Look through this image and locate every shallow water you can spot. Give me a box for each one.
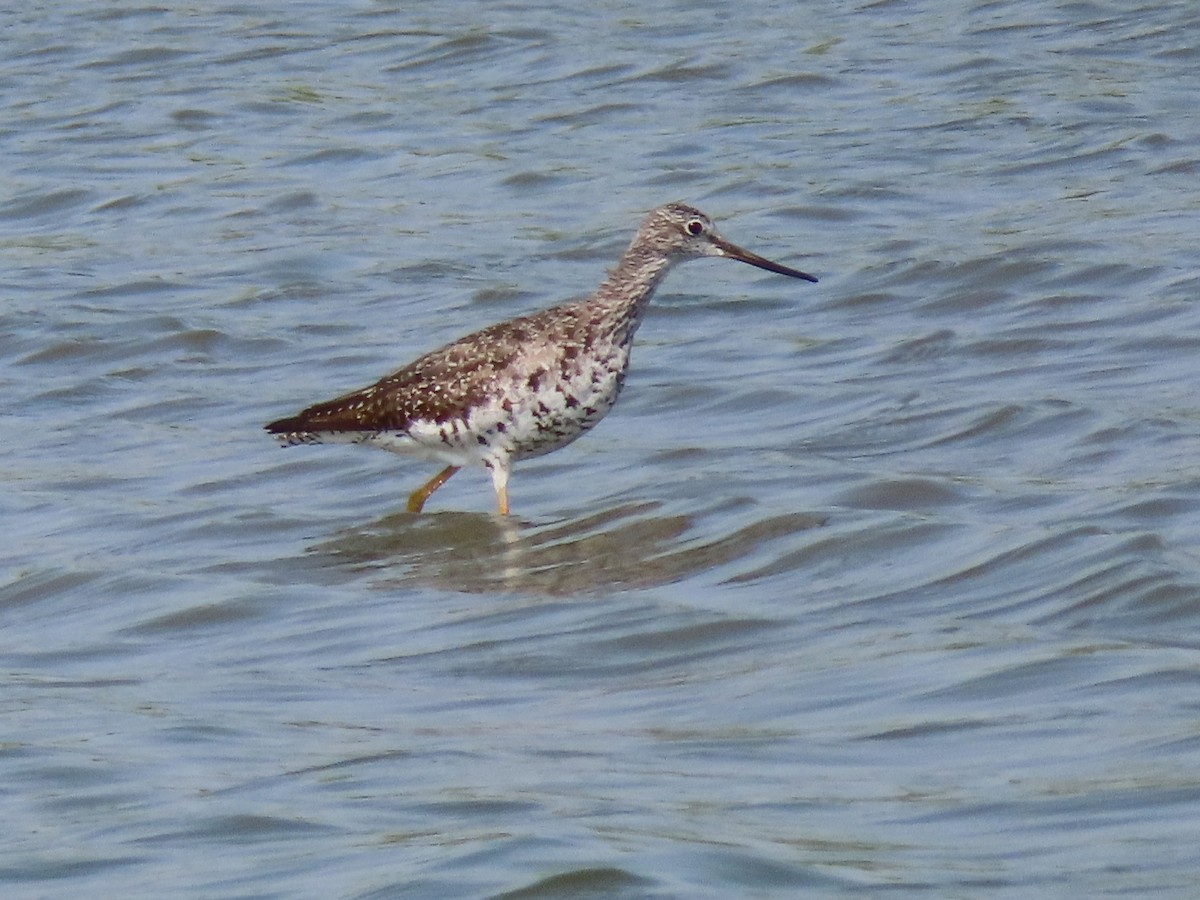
[4,1,1200,897]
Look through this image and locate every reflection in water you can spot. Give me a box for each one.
[309,502,827,595]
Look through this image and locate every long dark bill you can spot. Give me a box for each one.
[714,236,818,283]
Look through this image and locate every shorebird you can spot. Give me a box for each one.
[266,202,817,515]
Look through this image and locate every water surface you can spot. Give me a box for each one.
[3,1,1200,897]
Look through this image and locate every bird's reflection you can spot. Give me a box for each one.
[307,502,825,596]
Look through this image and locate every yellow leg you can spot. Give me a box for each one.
[406,465,459,513]
[488,460,511,516]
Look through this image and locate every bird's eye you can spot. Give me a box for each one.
[685,219,705,236]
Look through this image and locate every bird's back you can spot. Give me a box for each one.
[266,296,634,460]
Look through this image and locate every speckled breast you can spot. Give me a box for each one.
[466,345,630,462]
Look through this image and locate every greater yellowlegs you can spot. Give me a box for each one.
[266,202,818,515]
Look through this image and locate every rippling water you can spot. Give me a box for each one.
[4,1,1200,897]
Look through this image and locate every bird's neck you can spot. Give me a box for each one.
[592,243,677,338]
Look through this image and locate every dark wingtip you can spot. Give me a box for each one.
[265,415,303,434]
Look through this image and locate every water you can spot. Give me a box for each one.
[3,1,1200,896]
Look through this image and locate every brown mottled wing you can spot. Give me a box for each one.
[265,307,564,437]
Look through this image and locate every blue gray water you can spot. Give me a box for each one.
[4,2,1200,897]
